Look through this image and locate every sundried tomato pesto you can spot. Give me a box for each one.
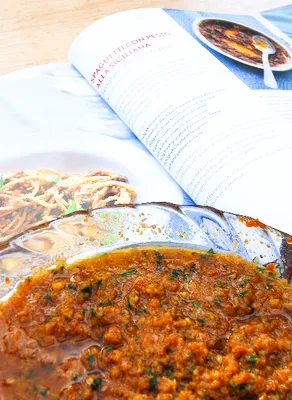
[0,247,291,399]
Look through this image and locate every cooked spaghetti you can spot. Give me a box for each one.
[0,169,136,243]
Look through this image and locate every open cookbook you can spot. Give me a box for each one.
[1,5,292,244]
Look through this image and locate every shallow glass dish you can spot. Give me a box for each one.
[0,202,291,300]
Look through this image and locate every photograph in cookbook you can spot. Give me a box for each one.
[0,65,191,242]
[165,7,292,90]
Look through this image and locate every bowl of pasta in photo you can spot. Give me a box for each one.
[192,17,292,71]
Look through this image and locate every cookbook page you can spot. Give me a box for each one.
[69,8,292,234]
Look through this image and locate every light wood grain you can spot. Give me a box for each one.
[1,0,290,75]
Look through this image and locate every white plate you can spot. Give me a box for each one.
[192,17,292,71]
[0,134,184,205]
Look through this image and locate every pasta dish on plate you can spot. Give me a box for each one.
[0,169,136,243]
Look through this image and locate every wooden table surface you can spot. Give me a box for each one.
[1,0,291,75]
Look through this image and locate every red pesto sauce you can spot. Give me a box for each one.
[0,247,291,400]
[239,217,266,230]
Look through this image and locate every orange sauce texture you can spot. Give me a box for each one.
[0,247,291,399]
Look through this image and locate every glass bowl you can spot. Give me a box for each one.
[0,202,291,300]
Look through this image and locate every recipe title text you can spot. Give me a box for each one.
[90,32,171,88]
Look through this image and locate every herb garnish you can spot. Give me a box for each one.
[148,375,158,391]
[89,308,96,317]
[192,300,199,309]
[121,268,136,277]
[104,346,113,352]
[81,284,92,294]
[246,354,258,364]
[200,248,216,259]
[155,251,163,268]
[91,377,102,391]
[87,355,95,368]
[170,269,191,280]
[96,279,103,287]
[238,290,249,298]
[47,175,61,183]
[207,248,216,255]
[43,294,52,302]
[215,296,221,306]
[171,269,179,278]
[230,381,247,391]
[163,363,174,378]
[68,283,77,291]
[65,200,77,215]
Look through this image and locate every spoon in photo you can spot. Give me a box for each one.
[252,35,278,89]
